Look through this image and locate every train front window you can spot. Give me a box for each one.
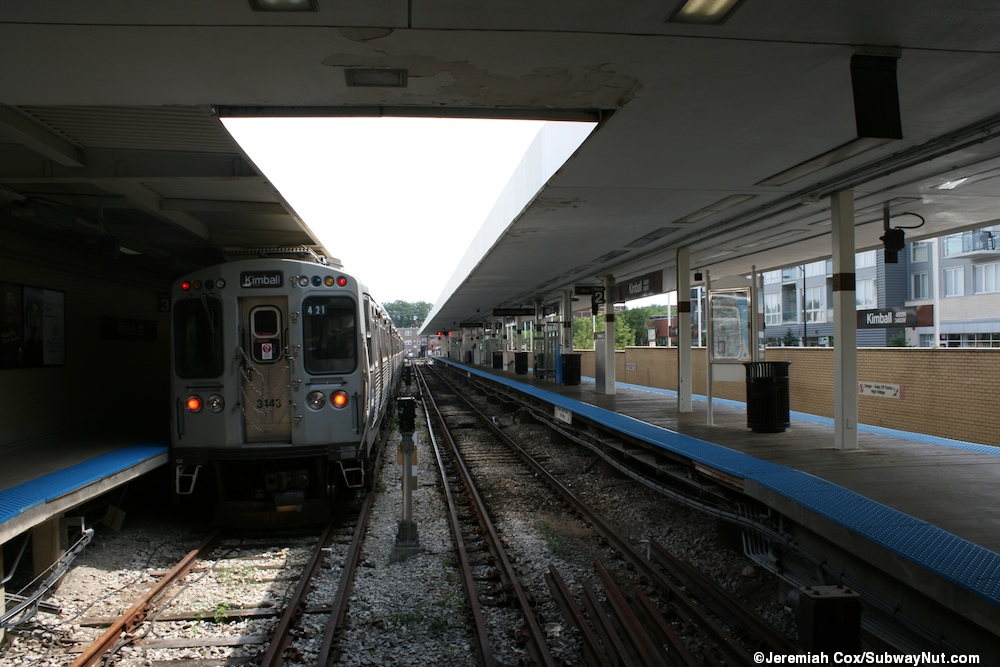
[174,297,224,378]
[303,296,357,374]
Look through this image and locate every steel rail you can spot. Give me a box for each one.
[418,364,557,667]
[69,529,222,667]
[258,521,336,667]
[416,367,496,667]
[316,424,389,666]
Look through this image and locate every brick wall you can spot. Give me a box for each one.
[576,347,999,447]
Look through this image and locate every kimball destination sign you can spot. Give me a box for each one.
[857,308,916,329]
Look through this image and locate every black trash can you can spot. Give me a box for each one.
[514,352,529,375]
[534,353,545,379]
[743,361,791,433]
[562,353,581,385]
[492,352,503,369]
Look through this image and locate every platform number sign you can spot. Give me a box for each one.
[591,289,605,315]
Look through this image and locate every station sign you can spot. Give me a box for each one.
[614,270,662,302]
[459,322,486,328]
[574,285,601,295]
[493,307,534,316]
[240,271,283,288]
[857,307,915,328]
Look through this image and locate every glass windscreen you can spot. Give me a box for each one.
[174,297,224,378]
[303,296,357,374]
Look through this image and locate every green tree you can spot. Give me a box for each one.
[573,316,594,350]
[573,312,637,350]
[384,300,432,328]
[781,328,799,346]
[617,304,674,346]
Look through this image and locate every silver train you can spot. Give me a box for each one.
[170,251,404,522]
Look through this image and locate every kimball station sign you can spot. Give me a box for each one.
[857,308,916,328]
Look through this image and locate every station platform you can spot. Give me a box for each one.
[0,434,169,546]
[433,356,1000,647]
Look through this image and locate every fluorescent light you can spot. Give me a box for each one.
[249,0,317,11]
[667,0,746,25]
[345,68,409,88]
[673,194,755,224]
[937,178,968,190]
[756,137,891,187]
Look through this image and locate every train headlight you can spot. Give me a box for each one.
[297,276,309,287]
[206,394,225,413]
[307,390,326,410]
[331,390,349,409]
[185,395,203,413]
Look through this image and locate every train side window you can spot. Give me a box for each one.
[174,297,224,379]
[303,296,357,374]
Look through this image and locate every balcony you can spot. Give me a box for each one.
[942,231,1000,261]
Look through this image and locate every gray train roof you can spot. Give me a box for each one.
[2,3,1000,327]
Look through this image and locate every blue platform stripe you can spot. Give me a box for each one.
[440,359,1000,605]
[0,443,168,525]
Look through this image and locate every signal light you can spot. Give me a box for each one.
[181,281,191,291]
[324,276,335,287]
[192,280,202,290]
[331,390,349,408]
[336,276,348,287]
[186,395,203,413]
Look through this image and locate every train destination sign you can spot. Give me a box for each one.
[240,271,283,288]
[857,307,915,328]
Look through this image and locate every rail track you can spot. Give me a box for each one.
[416,360,796,666]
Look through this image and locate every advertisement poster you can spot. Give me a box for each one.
[1,282,65,369]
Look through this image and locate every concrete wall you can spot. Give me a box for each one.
[577,346,1000,448]
[1,228,172,447]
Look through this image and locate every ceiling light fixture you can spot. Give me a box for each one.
[345,68,409,88]
[248,0,318,11]
[666,0,747,25]
[937,178,968,190]
[673,194,755,224]
[756,137,891,187]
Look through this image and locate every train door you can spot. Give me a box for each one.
[240,296,292,443]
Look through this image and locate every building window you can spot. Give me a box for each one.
[940,332,1000,348]
[911,242,930,263]
[974,261,1000,294]
[805,260,827,277]
[943,267,964,297]
[805,285,825,323]
[764,292,781,325]
[763,270,782,285]
[919,333,935,347]
[781,284,798,323]
[856,278,877,309]
[855,250,877,268]
[781,266,802,282]
[911,272,929,300]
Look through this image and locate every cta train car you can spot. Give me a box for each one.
[170,249,403,522]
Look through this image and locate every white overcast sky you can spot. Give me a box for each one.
[223,116,559,305]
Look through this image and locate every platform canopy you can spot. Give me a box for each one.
[2,3,1000,323]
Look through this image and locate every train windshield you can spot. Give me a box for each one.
[174,297,224,378]
[303,296,357,374]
